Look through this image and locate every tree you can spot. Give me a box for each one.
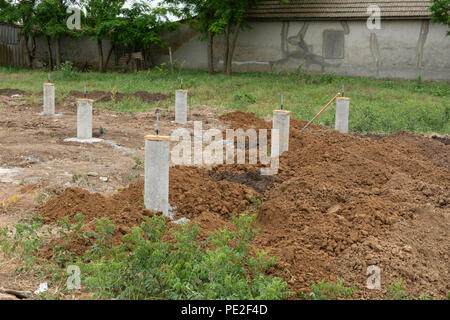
[0,0,38,68]
[81,0,125,72]
[101,2,179,69]
[209,0,260,76]
[429,0,450,35]
[165,0,218,74]
[0,0,14,22]
[167,0,290,76]
[35,0,74,70]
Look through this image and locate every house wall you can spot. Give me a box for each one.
[155,20,450,81]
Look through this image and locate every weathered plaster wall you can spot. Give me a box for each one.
[155,20,450,81]
[33,36,113,69]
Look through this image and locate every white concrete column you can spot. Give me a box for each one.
[145,135,170,217]
[77,99,94,140]
[335,97,350,133]
[175,90,188,124]
[272,110,291,154]
[43,83,55,115]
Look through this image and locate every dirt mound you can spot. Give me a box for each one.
[68,90,169,103]
[219,111,271,130]
[37,186,150,225]
[37,167,259,224]
[0,89,26,96]
[169,166,259,218]
[355,131,450,170]
[36,166,259,255]
[389,131,450,170]
[34,111,450,299]
[222,111,449,298]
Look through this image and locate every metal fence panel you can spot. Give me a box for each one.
[0,23,25,67]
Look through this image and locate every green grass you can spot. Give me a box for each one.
[0,65,449,134]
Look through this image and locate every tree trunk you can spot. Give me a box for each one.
[97,39,104,73]
[223,22,231,75]
[104,45,114,71]
[146,49,154,68]
[23,35,32,68]
[55,38,61,69]
[227,20,242,76]
[46,36,53,71]
[207,30,214,75]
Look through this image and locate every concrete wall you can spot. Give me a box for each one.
[155,20,450,81]
[33,36,114,69]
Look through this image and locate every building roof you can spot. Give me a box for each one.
[246,0,432,21]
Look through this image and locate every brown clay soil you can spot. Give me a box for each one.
[0,91,449,299]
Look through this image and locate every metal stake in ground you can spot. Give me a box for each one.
[144,135,170,216]
[156,110,160,135]
[335,97,350,133]
[43,83,55,115]
[77,99,94,139]
[272,109,291,154]
[175,89,188,124]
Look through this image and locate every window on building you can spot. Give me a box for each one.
[323,30,345,59]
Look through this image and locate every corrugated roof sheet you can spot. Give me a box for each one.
[247,0,432,20]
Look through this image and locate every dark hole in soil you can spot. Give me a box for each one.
[431,135,450,145]
[209,170,282,194]
[352,132,385,141]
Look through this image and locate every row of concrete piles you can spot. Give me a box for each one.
[146,90,351,217]
[41,83,350,218]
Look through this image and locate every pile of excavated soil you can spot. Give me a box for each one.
[67,90,169,103]
[36,111,450,299]
[219,111,271,131]
[356,131,450,170]
[37,166,259,255]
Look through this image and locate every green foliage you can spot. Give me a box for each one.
[429,0,450,34]
[233,92,257,105]
[132,156,144,170]
[1,68,449,134]
[307,278,356,300]
[0,215,51,270]
[77,213,290,300]
[52,214,85,267]
[57,61,75,78]
[34,0,72,39]
[101,2,179,50]
[384,279,415,300]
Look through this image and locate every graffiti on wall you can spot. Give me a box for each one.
[270,21,347,72]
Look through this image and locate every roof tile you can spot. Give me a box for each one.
[247,0,432,20]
